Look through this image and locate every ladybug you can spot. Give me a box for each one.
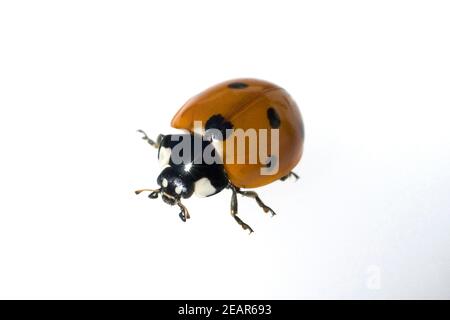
[136,78,304,233]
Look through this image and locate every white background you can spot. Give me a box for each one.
[0,1,449,299]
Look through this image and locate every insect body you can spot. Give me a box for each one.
[136,78,304,233]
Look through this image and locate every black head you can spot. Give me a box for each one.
[156,167,194,205]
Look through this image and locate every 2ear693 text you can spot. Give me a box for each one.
[221,304,272,316]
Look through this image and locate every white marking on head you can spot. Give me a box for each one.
[194,177,216,198]
[162,178,168,188]
[175,186,183,195]
[158,147,171,167]
[184,162,193,172]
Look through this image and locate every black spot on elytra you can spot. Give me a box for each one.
[267,107,281,128]
[228,82,248,89]
[205,114,233,140]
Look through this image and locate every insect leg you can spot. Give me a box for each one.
[177,200,191,222]
[230,185,254,234]
[135,188,162,199]
[280,171,300,182]
[137,129,164,149]
[236,189,276,217]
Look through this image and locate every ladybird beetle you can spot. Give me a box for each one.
[136,78,304,233]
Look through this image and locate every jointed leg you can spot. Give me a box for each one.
[236,189,276,216]
[177,200,191,222]
[137,129,164,149]
[135,188,161,198]
[135,188,191,222]
[230,185,254,234]
[280,171,299,182]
